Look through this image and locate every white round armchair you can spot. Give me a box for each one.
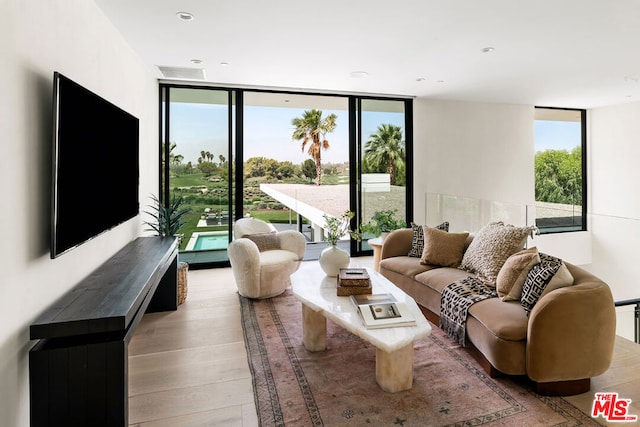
[228,218,306,299]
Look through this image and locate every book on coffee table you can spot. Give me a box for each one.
[350,293,416,329]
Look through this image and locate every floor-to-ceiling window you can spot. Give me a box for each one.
[242,92,351,259]
[356,98,411,252]
[533,107,586,233]
[160,85,412,266]
[160,86,234,265]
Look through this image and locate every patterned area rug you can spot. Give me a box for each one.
[240,289,598,427]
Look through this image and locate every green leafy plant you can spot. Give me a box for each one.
[322,211,362,246]
[144,193,189,237]
[360,209,405,237]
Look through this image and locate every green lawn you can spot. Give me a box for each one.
[169,171,342,247]
[171,173,225,188]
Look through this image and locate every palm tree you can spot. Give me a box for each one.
[291,109,337,186]
[364,124,405,185]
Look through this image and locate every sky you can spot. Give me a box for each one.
[169,103,579,164]
[534,120,581,152]
[169,103,405,165]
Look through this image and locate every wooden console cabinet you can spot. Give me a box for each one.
[29,237,178,426]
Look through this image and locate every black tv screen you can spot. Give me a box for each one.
[51,72,139,258]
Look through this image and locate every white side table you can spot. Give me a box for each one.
[368,237,384,272]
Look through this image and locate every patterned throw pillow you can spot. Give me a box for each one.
[520,253,574,315]
[245,232,280,251]
[496,247,541,301]
[408,221,449,257]
[419,227,469,267]
[460,222,536,286]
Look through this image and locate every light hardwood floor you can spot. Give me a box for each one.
[128,257,640,426]
[128,266,257,426]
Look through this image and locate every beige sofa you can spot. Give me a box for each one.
[379,227,616,396]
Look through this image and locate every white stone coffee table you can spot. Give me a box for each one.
[291,262,431,392]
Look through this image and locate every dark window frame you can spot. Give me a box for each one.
[159,83,414,263]
[534,106,587,234]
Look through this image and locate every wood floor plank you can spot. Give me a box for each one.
[129,378,254,425]
[129,344,251,396]
[131,406,245,427]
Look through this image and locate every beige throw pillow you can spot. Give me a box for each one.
[407,221,449,257]
[245,232,280,251]
[460,221,535,286]
[420,227,469,267]
[497,247,540,301]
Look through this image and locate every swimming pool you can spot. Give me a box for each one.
[186,232,229,251]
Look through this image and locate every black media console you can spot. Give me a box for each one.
[29,236,178,426]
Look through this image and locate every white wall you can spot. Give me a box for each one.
[0,1,158,425]
[413,98,535,232]
[413,98,593,265]
[413,99,535,217]
[589,103,640,338]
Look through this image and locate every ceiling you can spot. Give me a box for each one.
[95,0,640,109]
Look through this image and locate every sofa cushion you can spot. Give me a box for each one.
[468,298,528,342]
[379,256,437,279]
[245,232,280,251]
[415,267,476,295]
[496,247,541,301]
[460,222,535,286]
[420,227,469,267]
[407,221,449,257]
[520,253,574,314]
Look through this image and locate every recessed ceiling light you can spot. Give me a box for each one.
[190,59,203,65]
[220,62,229,66]
[176,12,194,21]
[349,71,369,79]
[436,80,445,83]
[416,77,426,82]
[481,47,495,53]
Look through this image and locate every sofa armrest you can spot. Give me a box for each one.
[526,269,616,383]
[380,228,413,260]
[277,230,306,260]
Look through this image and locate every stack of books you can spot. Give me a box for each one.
[336,268,372,296]
[350,293,417,329]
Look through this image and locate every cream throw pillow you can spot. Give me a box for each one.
[460,221,535,286]
[497,247,540,301]
[420,227,469,267]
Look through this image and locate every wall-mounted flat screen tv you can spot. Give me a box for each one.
[51,72,139,258]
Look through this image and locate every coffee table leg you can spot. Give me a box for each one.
[302,304,326,351]
[376,343,414,392]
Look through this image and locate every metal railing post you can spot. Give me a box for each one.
[614,298,640,344]
[635,303,640,344]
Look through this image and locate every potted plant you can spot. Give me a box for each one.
[144,193,189,246]
[319,211,361,276]
[361,209,405,241]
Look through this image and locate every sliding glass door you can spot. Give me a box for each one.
[242,92,350,258]
[160,85,412,266]
[160,86,234,265]
[355,98,412,253]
